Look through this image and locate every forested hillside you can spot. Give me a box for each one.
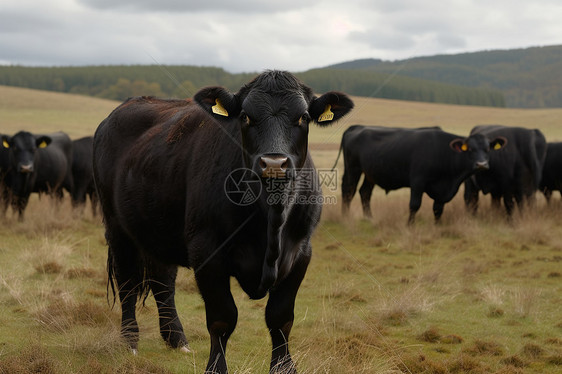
[328,45,562,108]
[0,64,505,107]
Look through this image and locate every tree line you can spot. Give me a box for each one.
[0,64,505,107]
[329,45,562,108]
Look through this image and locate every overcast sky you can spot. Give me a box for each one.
[2,0,561,73]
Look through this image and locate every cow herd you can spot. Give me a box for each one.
[2,70,560,374]
[336,123,560,224]
[0,131,96,220]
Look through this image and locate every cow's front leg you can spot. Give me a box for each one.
[195,263,237,374]
[433,200,445,223]
[266,249,310,374]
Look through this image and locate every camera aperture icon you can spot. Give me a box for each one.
[224,168,262,206]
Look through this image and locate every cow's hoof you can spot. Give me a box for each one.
[131,348,138,356]
[180,345,191,354]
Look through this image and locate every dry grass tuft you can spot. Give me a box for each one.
[546,337,562,345]
[510,287,541,318]
[546,353,562,365]
[464,339,504,356]
[64,267,100,279]
[0,343,60,374]
[480,284,506,305]
[521,343,544,358]
[114,356,175,374]
[441,334,464,344]
[500,355,528,368]
[446,354,483,373]
[417,326,441,343]
[35,299,113,332]
[493,366,525,374]
[34,261,63,274]
[487,306,505,318]
[376,283,435,326]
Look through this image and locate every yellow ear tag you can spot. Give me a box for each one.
[211,99,229,117]
[494,142,502,150]
[2,140,9,148]
[318,104,334,122]
[461,144,468,152]
[38,141,48,148]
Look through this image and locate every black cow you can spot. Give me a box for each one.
[335,125,506,224]
[0,137,10,215]
[539,142,562,202]
[93,70,353,373]
[464,125,547,216]
[1,131,73,220]
[71,136,98,215]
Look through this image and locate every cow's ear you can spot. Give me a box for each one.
[36,136,51,149]
[450,138,468,153]
[309,92,354,127]
[194,86,240,120]
[490,136,507,151]
[1,135,11,149]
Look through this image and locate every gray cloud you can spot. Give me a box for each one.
[77,0,313,13]
[1,0,561,72]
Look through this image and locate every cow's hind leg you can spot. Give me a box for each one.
[147,262,188,350]
[359,178,375,218]
[341,168,361,216]
[266,248,310,374]
[106,228,143,352]
[408,187,424,225]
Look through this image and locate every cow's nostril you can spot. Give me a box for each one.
[259,156,289,178]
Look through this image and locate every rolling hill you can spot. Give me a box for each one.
[327,44,562,108]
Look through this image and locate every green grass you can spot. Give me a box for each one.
[1,85,562,373]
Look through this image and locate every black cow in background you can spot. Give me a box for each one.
[1,131,73,220]
[540,142,562,202]
[464,125,547,216]
[93,71,353,373]
[335,125,506,224]
[0,137,10,215]
[71,136,98,215]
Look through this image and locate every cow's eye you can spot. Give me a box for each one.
[298,113,311,126]
[240,112,251,126]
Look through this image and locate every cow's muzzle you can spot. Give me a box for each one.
[18,163,34,173]
[475,160,489,170]
[258,155,291,178]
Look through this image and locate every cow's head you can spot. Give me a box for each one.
[450,133,507,170]
[194,70,353,179]
[1,131,51,173]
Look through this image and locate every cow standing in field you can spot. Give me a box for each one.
[93,70,353,374]
[71,136,98,215]
[540,142,562,202]
[0,138,10,215]
[335,125,506,224]
[464,125,546,216]
[1,131,73,220]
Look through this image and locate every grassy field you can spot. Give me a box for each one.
[1,85,561,373]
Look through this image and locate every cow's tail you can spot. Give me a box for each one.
[331,137,345,171]
[106,240,151,308]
